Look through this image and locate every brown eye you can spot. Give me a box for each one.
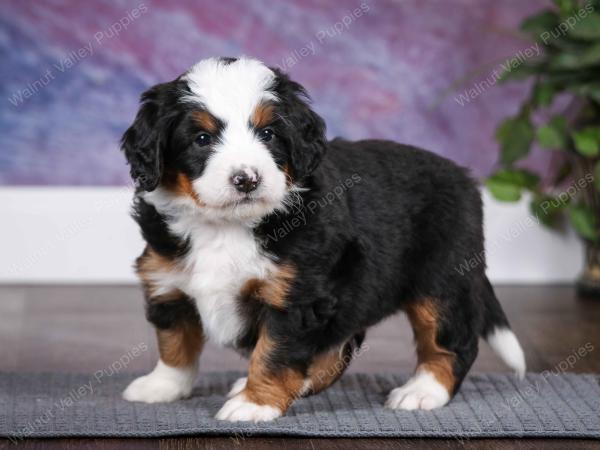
[258,128,274,142]
[196,132,212,147]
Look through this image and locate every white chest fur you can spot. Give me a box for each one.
[143,192,275,348]
[182,221,274,347]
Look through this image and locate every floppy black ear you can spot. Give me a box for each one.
[272,70,327,180]
[121,82,177,191]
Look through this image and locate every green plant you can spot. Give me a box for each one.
[486,0,600,294]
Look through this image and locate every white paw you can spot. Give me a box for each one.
[122,360,196,404]
[385,370,450,411]
[216,393,282,422]
[227,377,248,398]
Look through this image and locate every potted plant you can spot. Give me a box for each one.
[486,0,600,297]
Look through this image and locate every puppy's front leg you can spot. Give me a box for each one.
[216,326,304,422]
[123,291,205,403]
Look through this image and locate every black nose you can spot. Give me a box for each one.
[231,169,260,193]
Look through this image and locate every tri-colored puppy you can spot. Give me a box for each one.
[120,56,526,422]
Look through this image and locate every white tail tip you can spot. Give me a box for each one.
[486,327,526,378]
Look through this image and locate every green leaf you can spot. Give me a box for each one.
[549,43,600,69]
[486,168,540,202]
[498,63,542,83]
[531,195,568,227]
[532,82,555,107]
[486,179,522,201]
[546,34,592,52]
[569,204,598,241]
[553,0,576,16]
[573,127,600,156]
[537,116,569,149]
[496,115,535,165]
[574,133,599,156]
[492,168,540,188]
[520,10,560,39]
[595,161,600,191]
[581,43,600,65]
[549,52,581,70]
[569,13,600,40]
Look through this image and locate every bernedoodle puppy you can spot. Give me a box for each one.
[120,56,526,422]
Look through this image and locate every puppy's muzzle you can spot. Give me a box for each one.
[231,168,260,193]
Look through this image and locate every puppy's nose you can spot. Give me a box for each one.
[231,168,260,193]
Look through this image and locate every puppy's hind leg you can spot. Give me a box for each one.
[386,296,478,411]
[302,332,365,397]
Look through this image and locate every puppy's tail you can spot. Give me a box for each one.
[478,276,526,378]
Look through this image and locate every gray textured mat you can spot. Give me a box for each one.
[1,371,599,439]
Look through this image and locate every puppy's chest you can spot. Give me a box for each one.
[172,221,274,347]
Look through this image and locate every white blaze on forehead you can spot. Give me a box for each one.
[179,57,288,223]
[183,57,277,123]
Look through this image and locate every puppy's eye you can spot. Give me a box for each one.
[258,128,274,142]
[196,133,212,147]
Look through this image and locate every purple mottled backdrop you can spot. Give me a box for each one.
[0,0,550,185]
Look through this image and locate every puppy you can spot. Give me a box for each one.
[120,56,526,422]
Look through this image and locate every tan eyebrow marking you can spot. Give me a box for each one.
[251,103,275,129]
[192,110,218,133]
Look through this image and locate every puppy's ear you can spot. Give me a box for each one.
[121,82,177,191]
[272,70,326,180]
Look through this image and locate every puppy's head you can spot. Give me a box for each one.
[121,57,326,222]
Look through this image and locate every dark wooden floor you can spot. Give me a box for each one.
[0,285,599,449]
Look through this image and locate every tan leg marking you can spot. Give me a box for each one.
[135,247,178,298]
[304,343,355,395]
[157,315,205,368]
[136,247,204,366]
[124,249,202,404]
[242,327,304,412]
[405,298,456,393]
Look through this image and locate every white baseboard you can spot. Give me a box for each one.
[0,187,142,284]
[0,187,583,284]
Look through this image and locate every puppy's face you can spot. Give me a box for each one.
[121,57,326,222]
